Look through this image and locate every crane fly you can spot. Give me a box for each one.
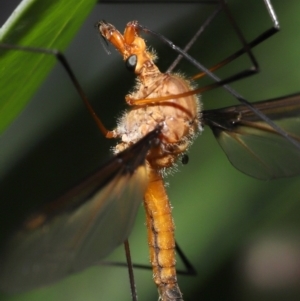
[1,1,300,301]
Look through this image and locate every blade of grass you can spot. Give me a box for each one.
[0,0,97,133]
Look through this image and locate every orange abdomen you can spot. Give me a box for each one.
[144,166,183,301]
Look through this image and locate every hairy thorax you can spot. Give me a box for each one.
[114,73,202,169]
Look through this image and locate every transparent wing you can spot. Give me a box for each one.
[202,93,300,180]
[0,130,159,293]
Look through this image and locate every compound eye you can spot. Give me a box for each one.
[125,54,137,72]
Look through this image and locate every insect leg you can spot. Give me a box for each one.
[0,43,115,138]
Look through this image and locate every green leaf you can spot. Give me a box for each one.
[0,0,97,133]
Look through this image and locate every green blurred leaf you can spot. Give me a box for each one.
[0,0,97,133]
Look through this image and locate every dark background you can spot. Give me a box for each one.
[1,1,300,301]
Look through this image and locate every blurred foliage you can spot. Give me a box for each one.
[1,1,300,301]
[0,0,97,132]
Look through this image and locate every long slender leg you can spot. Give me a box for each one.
[0,43,114,138]
[124,240,138,301]
[101,242,196,277]
[136,22,300,150]
[168,0,279,83]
